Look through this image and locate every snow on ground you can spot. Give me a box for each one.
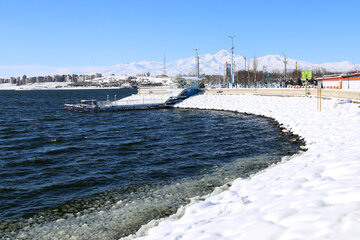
[133,93,360,240]
[0,82,121,90]
[0,76,176,90]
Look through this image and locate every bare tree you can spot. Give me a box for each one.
[247,59,251,87]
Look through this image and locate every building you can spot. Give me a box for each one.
[45,76,53,82]
[53,75,65,82]
[29,77,37,83]
[316,73,360,90]
[65,75,72,82]
[78,75,86,82]
[26,77,34,84]
[36,76,45,83]
[16,77,21,85]
[72,74,78,83]
[176,76,202,88]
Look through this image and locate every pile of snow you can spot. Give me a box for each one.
[131,94,360,240]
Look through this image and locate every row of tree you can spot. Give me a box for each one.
[201,67,347,88]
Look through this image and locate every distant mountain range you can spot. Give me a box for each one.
[1,50,359,78]
[100,50,360,76]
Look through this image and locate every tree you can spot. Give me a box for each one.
[253,56,258,87]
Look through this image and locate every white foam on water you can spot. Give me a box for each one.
[7,152,286,240]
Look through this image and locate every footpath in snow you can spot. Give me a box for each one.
[132,94,360,240]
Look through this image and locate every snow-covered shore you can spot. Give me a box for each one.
[0,82,75,90]
[0,82,133,90]
[134,94,360,240]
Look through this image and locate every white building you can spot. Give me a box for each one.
[316,73,360,90]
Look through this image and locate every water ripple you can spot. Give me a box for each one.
[0,90,305,239]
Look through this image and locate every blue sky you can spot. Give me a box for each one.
[0,0,359,67]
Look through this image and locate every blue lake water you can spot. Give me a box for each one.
[0,89,303,239]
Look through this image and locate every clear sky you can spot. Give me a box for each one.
[0,0,359,67]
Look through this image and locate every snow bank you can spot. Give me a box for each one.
[134,94,360,240]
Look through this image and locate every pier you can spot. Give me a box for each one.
[64,87,198,112]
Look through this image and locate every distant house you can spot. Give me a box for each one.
[176,76,202,88]
[316,73,360,89]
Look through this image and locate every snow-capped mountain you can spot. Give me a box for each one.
[1,50,359,78]
[100,50,360,76]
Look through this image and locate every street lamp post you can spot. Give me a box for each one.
[228,35,235,88]
[193,48,200,78]
[281,53,288,88]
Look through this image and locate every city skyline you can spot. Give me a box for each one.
[0,0,359,70]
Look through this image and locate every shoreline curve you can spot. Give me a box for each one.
[131,93,360,240]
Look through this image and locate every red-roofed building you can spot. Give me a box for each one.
[316,73,360,89]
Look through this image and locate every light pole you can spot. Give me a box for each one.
[228,35,235,88]
[193,48,200,78]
